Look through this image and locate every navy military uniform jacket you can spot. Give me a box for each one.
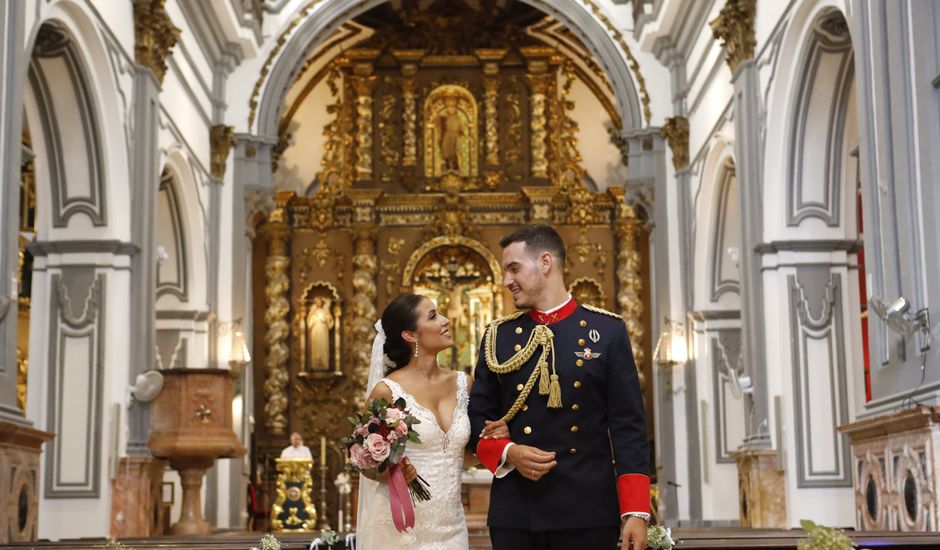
[468,299,650,531]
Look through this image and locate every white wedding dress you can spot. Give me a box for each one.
[356,372,471,550]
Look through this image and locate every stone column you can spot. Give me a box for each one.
[712,0,769,452]
[0,6,55,544]
[350,227,377,403]
[520,47,554,180]
[711,0,782,527]
[0,0,27,424]
[347,50,379,182]
[839,0,940,532]
[126,0,180,456]
[261,193,293,435]
[392,50,424,168]
[476,49,508,184]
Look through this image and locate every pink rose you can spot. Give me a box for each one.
[385,408,405,423]
[354,424,370,438]
[395,421,409,437]
[364,433,391,462]
[349,444,378,470]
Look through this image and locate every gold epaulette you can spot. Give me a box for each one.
[489,310,526,328]
[582,303,622,319]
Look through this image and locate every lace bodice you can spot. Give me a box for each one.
[356,372,471,550]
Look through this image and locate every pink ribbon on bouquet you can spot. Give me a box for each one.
[387,463,415,533]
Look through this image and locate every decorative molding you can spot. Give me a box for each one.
[689,309,741,322]
[247,0,326,130]
[710,0,756,74]
[710,165,740,300]
[210,125,236,180]
[156,175,188,301]
[755,239,863,254]
[787,18,853,228]
[788,271,852,487]
[45,273,105,498]
[711,329,743,462]
[28,33,107,228]
[132,0,181,84]
[261,197,292,434]
[27,240,139,256]
[580,0,652,125]
[662,116,689,171]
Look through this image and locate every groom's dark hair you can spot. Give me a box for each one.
[499,224,566,267]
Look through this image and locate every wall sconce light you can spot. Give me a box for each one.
[227,321,252,380]
[653,317,688,367]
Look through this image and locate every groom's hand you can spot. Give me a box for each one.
[507,444,556,481]
[621,516,648,550]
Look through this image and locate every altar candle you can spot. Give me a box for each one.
[320,436,326,464]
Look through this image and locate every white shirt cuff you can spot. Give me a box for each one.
[494,442,516,478]
[621,512,651,523]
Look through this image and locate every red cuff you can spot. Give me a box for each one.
[617,474,650,515]
[476,438,511,474]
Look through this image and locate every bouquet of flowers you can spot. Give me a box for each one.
[343,397,431,532]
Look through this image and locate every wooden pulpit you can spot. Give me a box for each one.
[148,368,246,535]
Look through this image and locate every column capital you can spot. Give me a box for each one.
[710,0,756,75]
[132,0,181,84]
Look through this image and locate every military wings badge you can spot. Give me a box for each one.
[575,348,601,360]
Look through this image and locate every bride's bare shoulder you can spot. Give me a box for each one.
[368,380,394,402]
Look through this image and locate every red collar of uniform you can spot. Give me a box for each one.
[529,297,578,325]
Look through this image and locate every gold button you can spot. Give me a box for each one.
[570,425,579,433]
[578,338,586,346]
[524,426,532,435]
[516,383,524,391]
[576,359,584,367]
[570,448,577,455]
[573,381,582,388]
[580,320,587,327]
[571,404,580,411]
[514,344,522,352]
[515,327,523,334]
[522,404,529,411]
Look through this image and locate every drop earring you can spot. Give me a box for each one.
[414,339,419,358]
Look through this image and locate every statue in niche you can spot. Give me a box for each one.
[306,297,334,371]
[424,85,477,178]
[439,97,467,174]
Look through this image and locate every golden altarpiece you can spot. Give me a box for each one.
[250,4,652,530]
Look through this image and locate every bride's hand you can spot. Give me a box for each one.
[481,419,510,439]
[401,457,418,484]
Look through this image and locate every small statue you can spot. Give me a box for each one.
[306,297,334,371]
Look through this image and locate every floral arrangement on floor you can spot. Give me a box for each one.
[798,520,856,550]
[647,525,677,550]
[103,537,134,550]
[250,533,281,550]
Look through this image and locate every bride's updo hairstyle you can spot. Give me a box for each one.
[381,293,424,372]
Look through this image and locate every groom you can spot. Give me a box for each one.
[469,225,650,550]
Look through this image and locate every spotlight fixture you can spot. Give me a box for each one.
[870,296,931,347]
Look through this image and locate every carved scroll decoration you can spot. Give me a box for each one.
[350,229,377,401]
[262,195,293,433]
[615,203,646,385]
[352,75,377,179]
[483,77,500,166]
[527,73,551,179]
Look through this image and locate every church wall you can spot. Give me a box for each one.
[2,0,264,540]
[635,0,868,528]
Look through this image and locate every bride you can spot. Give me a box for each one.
[356,294,507,550]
